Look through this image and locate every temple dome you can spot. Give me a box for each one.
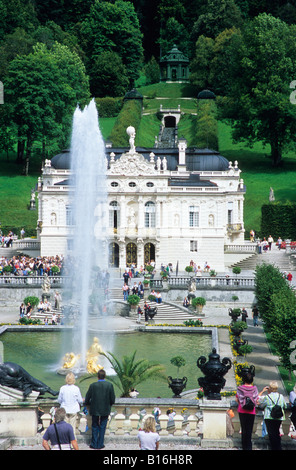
[50,149,70,169]
[197,89,216,100]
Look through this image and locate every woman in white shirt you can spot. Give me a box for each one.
[58,372,83,437]
[138,417,160,450]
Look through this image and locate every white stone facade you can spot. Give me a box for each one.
[37,140,246,272]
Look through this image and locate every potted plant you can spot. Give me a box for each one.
[148,294,157,302]
[126,294,141,310]
[51,265,60,276]
[232,266,241,285]
[238,343,253,357]
[191,296,206,313]
[24,296,40,309]
[167,356,188,398]
[228,307,241,322]
[185,265,194,276]
[143,279,150,289]
[145,265,154,278]
[160,270,168,280]
[209,269,217,286]
[230,320,247,337]
[3,265,13,274]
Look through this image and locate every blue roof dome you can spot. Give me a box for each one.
[50,150,70,169]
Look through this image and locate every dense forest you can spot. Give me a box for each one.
[1,0,296,174]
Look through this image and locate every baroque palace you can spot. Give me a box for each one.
[37,127,246,272]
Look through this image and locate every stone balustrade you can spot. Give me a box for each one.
[151,275,255,289]
[1,395,296,448]
[0,275,64,286]
[38,398,296,449]
[40,398,202,440]
[0,274,255,289]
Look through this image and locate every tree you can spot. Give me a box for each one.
[90,51,130,98]
[143,56,160,85]
[191,0,242,41]
[0,28,35,79]
[80,0,144,88]
[158,17,191,58]
[190,35,215,91]
[4,42,90,172]
[1,0,38,39]
[99,350,166,397]
[225,13,296,167]
[209,27,242,96]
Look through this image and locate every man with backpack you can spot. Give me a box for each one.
[258,381,287,450]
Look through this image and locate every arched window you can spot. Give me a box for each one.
[145,201,156,228]
[109,201,120,230]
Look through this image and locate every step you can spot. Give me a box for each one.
[230,251,296,271]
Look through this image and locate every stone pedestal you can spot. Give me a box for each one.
[199,398,229,441]
[0,386,39,437]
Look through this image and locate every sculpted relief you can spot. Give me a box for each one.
[108,152,157,177]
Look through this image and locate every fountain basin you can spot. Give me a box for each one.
[0,326,215,398]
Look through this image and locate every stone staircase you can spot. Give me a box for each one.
[230,249,296,272]
[30,288,198,324]
[110,287,198,323]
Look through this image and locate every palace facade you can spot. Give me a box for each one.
[37,132,246,271]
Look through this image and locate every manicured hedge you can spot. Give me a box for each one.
[261,202,296,240]
[95,97,123,118]
[109,99,142,147]
[195,100,218,150]
[255,264,296,376]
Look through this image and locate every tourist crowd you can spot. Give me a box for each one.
[0,254,64,276]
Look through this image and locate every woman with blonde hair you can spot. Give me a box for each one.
[258,381,287,450]
[58,372,83,436]
[138,416,160,450]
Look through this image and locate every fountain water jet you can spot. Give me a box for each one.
[63,99,109,373]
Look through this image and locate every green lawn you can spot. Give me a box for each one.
[0,166,39,237]
[218,121,296,236]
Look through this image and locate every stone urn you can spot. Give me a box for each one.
[233,337,247,353]
[167,376,188,398]
[236,364,255,381]
[197,348,232,400]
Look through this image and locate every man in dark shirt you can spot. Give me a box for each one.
[42,407,78,450]
[84,369,115,449]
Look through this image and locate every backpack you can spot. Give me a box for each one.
[269,394,283,419]
[243,397,255,411]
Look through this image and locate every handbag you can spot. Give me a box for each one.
[243,397,255,411]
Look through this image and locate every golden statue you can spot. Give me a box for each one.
[62,352,80,369]
[61,337,104,374]
[86,337,104,374]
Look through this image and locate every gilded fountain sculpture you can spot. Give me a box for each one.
[60,337,104,375]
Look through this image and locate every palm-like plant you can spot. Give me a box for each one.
[101,350,166,397]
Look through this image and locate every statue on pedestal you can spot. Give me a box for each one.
[0,362,58,399]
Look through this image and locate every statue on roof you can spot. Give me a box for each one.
[126,126,136,155]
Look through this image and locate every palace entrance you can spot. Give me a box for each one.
[109,242,119,268]
[144,242,155,265]
[126,242,137,267]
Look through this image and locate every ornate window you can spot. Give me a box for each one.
[189,206,199,227]
[109,201,120,230]
[145,201,156,228]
